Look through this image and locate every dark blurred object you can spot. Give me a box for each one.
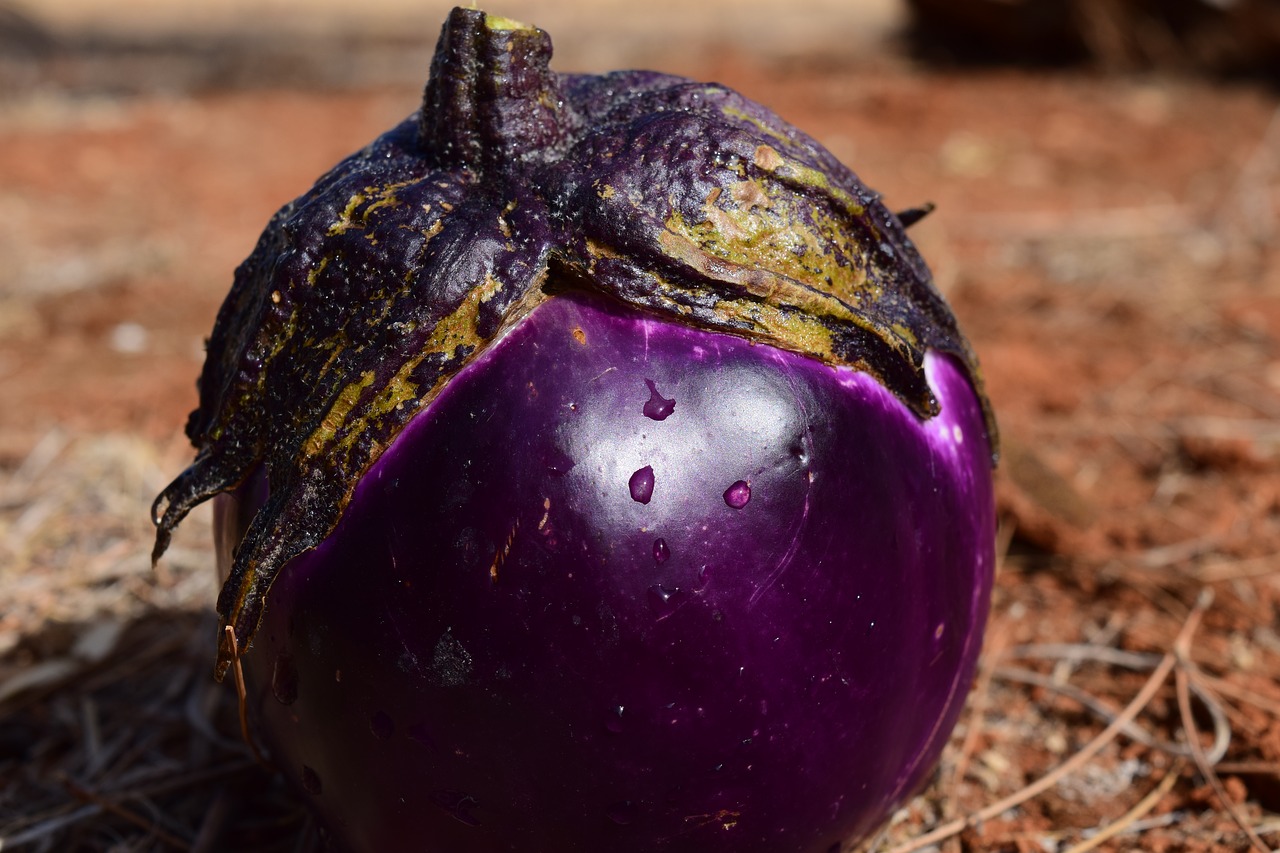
[0,0,427,97]
[907,0,1280,75]
[0,2,53,53]
[0,2,57,90]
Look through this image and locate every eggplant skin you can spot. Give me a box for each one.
[214,291,995,853]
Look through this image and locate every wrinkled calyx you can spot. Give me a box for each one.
[151,7,995,679]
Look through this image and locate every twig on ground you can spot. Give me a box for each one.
[1221,103,1280,245]
[993,665,1219,760]
[1216,761,1280,776]
[190,785,233,853]
[0,805,102,850]
[112,761,257,802]
[885,588,1214,853]
[1061,759,1186,853]
[1140,535,1224,570]
[1004,642,1161,670]
[1055,614,1125,683]
[1174,604,1271,853]
[1197,554,1280,584]
[1,427,69,500]
[943,621,1009,834]
[61,774,192,851]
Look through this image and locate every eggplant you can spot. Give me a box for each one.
[160,8,998,852]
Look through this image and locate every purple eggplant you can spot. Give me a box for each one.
[162,7,997,852]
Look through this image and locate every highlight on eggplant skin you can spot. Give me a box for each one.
[159,7,998,853]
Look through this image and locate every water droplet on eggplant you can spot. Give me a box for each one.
[723,480,751,509]
[642,378,675,421]
[629,465,655,504]
[272,653,299,705]
[647,584,683,619]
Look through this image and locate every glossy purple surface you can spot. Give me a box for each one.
[215,292,994,853]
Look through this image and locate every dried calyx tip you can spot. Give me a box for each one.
[895,202,936,229]
[418,7,571,172]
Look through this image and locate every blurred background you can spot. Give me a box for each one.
[3,1,1280,850]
